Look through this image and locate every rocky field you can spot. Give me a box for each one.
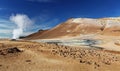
[0,39,120,71]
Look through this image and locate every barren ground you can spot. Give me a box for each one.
[0,37,120,71]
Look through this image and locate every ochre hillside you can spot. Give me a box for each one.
[25,17,120,39]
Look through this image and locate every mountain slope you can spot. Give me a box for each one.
[25,17,120,39]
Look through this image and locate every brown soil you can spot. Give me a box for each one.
[0,40,120,71]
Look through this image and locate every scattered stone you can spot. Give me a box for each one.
[7,47,22,53]
[0,65,2,67]
[114,40,120,46]
[80,60,85,63]
[26,60,31,62]
[86,61,92,65]
[94,62,100,67]
[49,43,119,67]
[104,61,111,65]
[0,47,22,55]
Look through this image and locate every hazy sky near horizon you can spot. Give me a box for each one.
[0,0,120,38]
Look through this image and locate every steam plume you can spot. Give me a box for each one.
[10,14,32,39]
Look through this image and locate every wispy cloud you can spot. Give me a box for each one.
[27,0,53,3]
[0,28,13,38]
[0,19,14,29]
[0,8,2,10]
[32,14,59,31]
[0,29,12,34]
[0,8,6,11]
[23,31,35,36]
[0,18,14,38]
[0,8,3,10]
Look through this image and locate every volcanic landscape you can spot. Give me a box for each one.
[1,17,120,71]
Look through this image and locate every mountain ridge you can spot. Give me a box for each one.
[25,17,120,39]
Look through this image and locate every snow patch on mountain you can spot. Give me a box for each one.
[71,17,120,28]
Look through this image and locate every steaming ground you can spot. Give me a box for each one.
[0,38,120,71]
[10,14,32,39]
[32,34,120,52]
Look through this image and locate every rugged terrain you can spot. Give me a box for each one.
[0,39,120,71]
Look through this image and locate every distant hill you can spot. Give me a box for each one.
[25,17,120,39]
[24,29,49,39]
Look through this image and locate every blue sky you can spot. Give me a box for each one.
[0,0,120,38]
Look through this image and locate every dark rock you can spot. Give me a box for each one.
[26,60,31,62]
[7,47,22,53]
[80,60,85,63]
[86,61,92,65]
[11,39,16,41]
[0,47,22,55]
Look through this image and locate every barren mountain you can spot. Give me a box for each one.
[25,17,120,39]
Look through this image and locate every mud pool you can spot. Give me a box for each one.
[33,39,103,49]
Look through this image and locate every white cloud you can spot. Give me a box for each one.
[0,19,15,29]
[0,29,12,34]
[27,0,53,2]
[0,24,13,29]
[0,18,14,38]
